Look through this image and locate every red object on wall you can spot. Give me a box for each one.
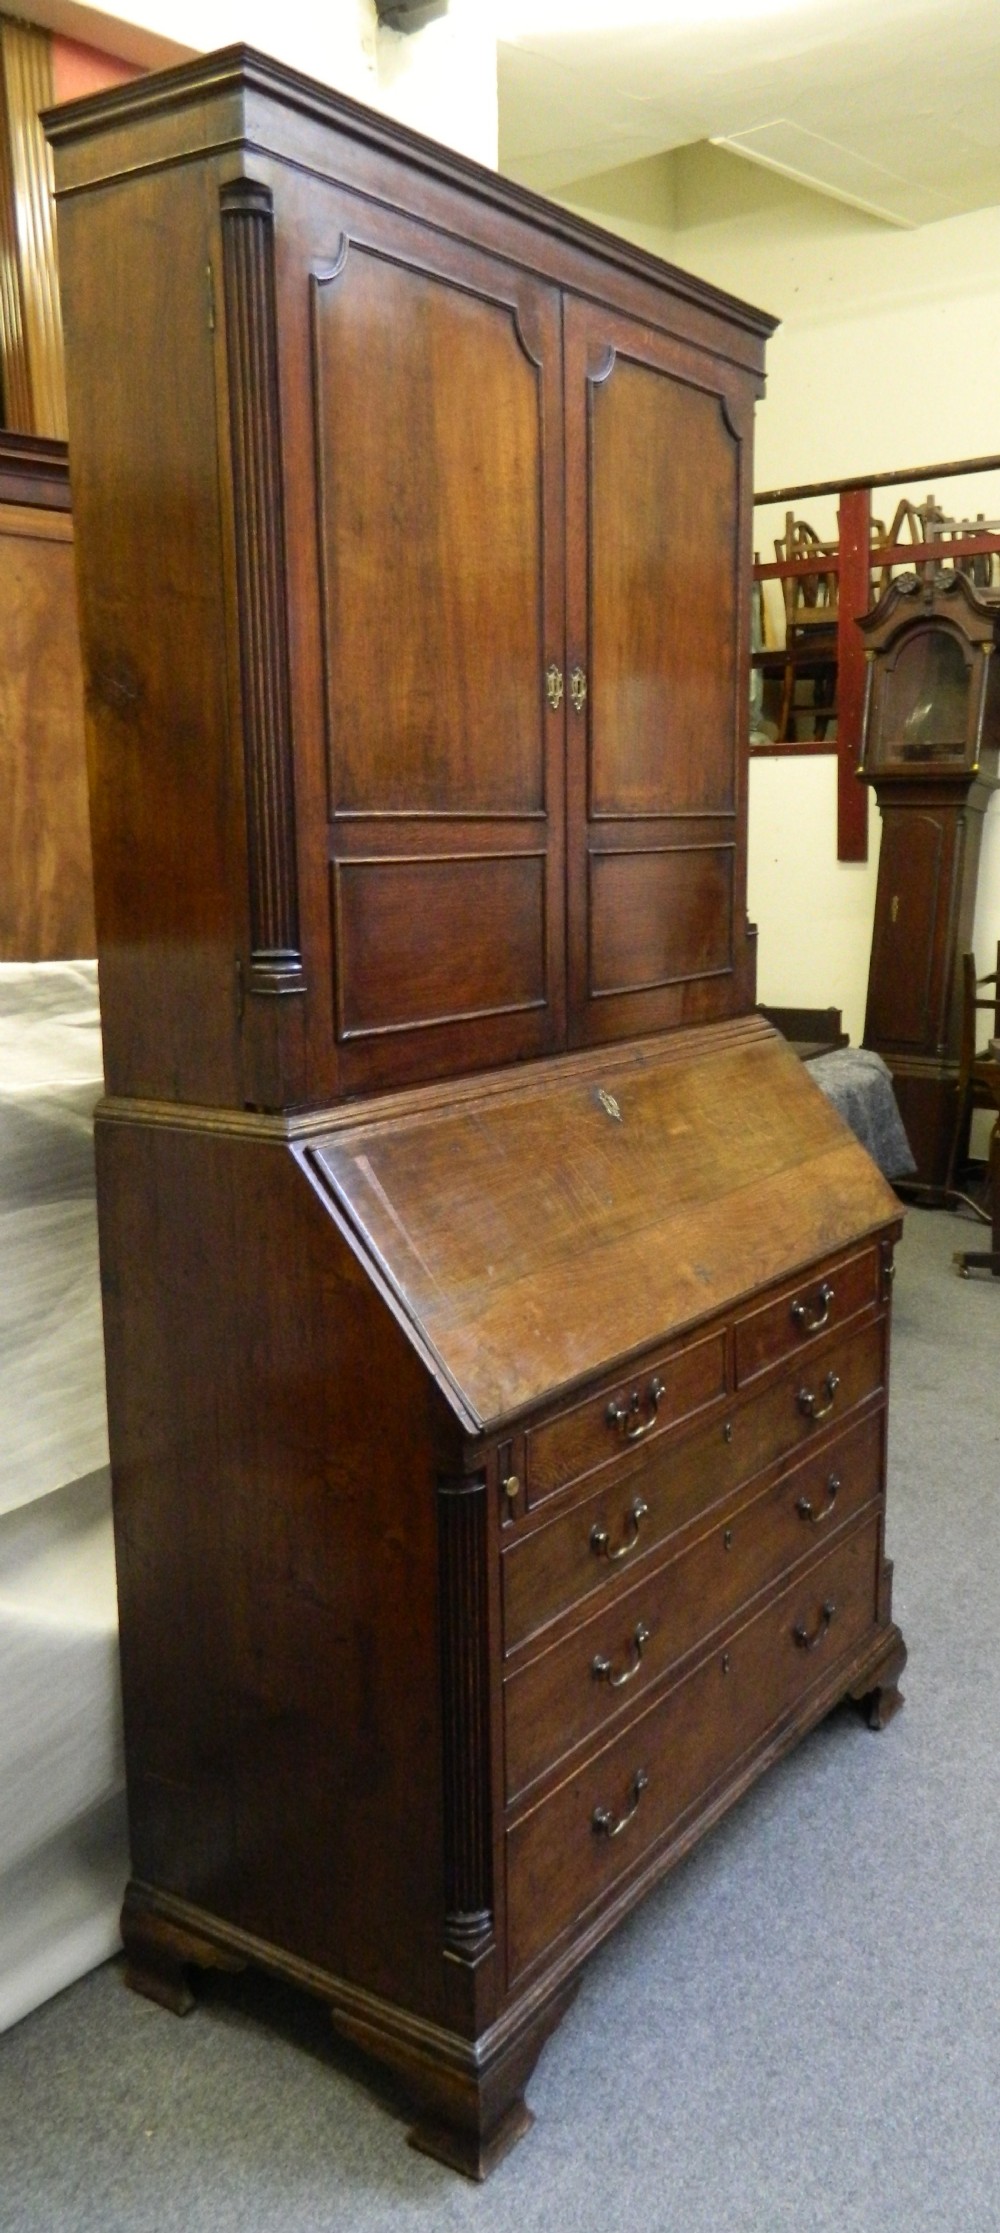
[51,36,142,107]
[835,486,872,864]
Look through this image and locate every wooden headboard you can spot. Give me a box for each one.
[0,430,95,960]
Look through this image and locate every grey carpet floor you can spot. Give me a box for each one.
[2,1205,998,2233]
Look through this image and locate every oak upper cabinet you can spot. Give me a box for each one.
[317,241,758,1078]
[48,51,770,1112]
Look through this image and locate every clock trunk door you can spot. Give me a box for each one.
[563,299,754,1048]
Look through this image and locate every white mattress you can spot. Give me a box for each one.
[0,961,109,1516]
[0,961,128,2032]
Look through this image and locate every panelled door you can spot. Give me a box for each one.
[562,298,754,1047]
[309,193,567,1097]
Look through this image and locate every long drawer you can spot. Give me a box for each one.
[505,1512,882,1984]
[502,1316,885,1654]
[503,1405,883,1801]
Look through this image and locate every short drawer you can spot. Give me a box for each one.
[503,1406,884,1801]
[525,1328,726,1508]
[502,1316,885,1654]
[505,1512,882,1984]
[734,1245,881,1387]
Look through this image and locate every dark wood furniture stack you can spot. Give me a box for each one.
[0,432,93,961]
[859,570,1000,1194]
[47,47,907,2180]
[758,1003,849,1060]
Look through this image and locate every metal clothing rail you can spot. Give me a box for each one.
[756,452,1000,506]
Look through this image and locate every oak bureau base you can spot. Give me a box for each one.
[95,1024,907,2179]
[116,1617,905,2178]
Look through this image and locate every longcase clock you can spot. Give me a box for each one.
[859,570,1000,1192]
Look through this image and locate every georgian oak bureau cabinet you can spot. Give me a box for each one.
[47,48,907,2180]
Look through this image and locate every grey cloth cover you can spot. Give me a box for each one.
[806,1046,917,1180]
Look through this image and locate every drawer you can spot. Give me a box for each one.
[525,1329,726,1509]
[503,1406,884,1801]
[505,1512,881,1984]
[502,1316,885,1654]
[734,1245,881,1387]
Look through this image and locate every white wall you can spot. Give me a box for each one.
[33,0,499,164]
[562,146,1000,1041]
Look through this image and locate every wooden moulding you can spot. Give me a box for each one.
[45,46,776,371]
[0,18,67,439]
[219,177,305,1002]
[0,430,70,511]
[120,1879,578,2181]
[116,1583,904,2175]
[437,1473,494,1962]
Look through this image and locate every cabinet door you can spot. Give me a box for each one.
[306,197,566,1096]
[563,300,755,1047]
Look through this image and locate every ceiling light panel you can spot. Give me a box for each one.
[715,120,962,226]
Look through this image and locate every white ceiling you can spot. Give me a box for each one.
[497,0,1000,229]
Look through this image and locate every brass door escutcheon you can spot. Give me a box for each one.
[569,664,587,714]
[545,662,564,711]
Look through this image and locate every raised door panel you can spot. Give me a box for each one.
[587,360,736,822]
[563,302,754,1048]
[316,248,545,821]
[310,212,566,1094]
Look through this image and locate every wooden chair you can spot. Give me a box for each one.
[773,512,838,742]
[871,493,946,599]
[872,493,1000,598]
[947,944,1000,1276]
